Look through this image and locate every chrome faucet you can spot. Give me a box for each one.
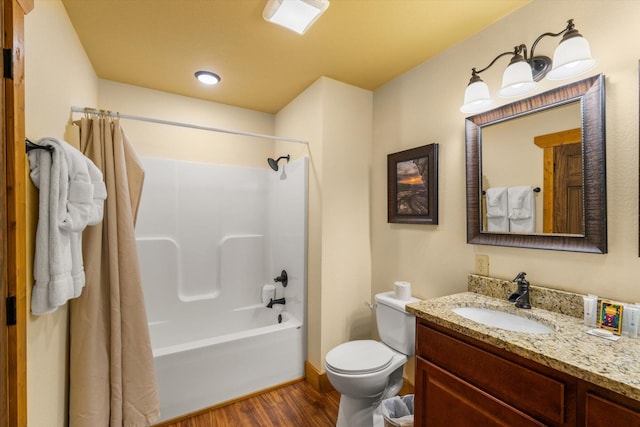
[508,272,531,309]
[266,297,286,308]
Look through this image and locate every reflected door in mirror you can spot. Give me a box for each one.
[534,128,584,234]
[554,141,584,233]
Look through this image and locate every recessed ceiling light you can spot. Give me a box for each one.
[195,71,221,85]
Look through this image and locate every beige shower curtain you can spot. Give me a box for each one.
[69,116,160,426]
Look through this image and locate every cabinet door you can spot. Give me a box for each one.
[585,393,640,427]
[417,321,573,425]
[415,357,546,427]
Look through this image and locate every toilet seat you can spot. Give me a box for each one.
[325,340,394,375]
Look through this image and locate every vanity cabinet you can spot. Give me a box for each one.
[414,319,640,427]
[581,388,640,426]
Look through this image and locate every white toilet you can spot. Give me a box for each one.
[325,291,419,427]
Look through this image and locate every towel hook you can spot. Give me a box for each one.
[25,138,54,154]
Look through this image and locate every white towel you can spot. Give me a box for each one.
[485,187,509,232]
[29,140,73,314]
[508,186,535,233]
[28,137,107,314]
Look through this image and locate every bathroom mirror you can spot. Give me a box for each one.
[465,74,607,253]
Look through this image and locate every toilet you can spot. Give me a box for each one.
[325,291,419,427]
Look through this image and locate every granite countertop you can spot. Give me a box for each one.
[407,291,640,401]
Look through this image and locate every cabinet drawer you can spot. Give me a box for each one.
[585,393,640,427]
[418,323,570,425]
[419,358,546,427]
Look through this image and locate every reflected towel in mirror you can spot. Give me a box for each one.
[508,186,535,233]
[485,187,508,232]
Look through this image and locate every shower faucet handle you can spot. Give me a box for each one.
[274,270,288,287]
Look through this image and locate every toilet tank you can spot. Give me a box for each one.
[375,291,420,356]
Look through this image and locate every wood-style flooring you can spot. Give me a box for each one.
[162,380,341,427]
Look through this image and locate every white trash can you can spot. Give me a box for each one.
[381,394,414,427]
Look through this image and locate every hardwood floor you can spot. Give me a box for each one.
[163,380,341,427]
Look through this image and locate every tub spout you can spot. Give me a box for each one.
[267,297,286,308]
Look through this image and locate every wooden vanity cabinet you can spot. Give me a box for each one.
[415,319,640,427]
[580,384,640,426]
[416,360,550,426]
[414,319,577,426]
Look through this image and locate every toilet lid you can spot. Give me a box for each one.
[325,340,394,375]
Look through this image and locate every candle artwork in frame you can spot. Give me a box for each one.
[599,300,623,335]
[387,143,439,225]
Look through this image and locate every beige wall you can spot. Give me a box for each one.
[97,80,276,166]
[24,0,98,425]
[276,77,373,371]
[275,80,324,369]
[372,0,640,309]
[319,78,373,356]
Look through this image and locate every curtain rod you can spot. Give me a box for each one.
[70,106,308,145]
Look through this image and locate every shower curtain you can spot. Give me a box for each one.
[69,115,160,426]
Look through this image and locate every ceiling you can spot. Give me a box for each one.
[61,0,530,114]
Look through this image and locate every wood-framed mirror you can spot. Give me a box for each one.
[465,74,607,253]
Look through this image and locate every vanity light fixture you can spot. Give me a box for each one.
[263,0,329,35]
[460,19,596,114]
[195,71,221,86]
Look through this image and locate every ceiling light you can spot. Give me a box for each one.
[263,0,329,35]
[460,19,596,114]
[195,71,221,85]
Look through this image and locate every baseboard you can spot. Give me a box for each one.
[305,360,335,393]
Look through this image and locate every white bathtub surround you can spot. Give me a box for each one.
[136,156,308,421]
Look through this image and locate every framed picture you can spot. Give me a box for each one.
[599,300,623,335]
[387,143,439,224]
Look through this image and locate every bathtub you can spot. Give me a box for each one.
[152,306,304,422]
[135,157,309,422]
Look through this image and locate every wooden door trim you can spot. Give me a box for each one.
[15,0,30,14]
[3,0,28,425]
[0,0,7,421]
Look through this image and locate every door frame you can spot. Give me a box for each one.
[3,0,31,425]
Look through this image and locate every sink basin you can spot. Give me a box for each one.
[452,307,554,334]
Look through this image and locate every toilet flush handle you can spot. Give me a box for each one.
[363,301,377,310]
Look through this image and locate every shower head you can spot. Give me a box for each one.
[268,155,290,171]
